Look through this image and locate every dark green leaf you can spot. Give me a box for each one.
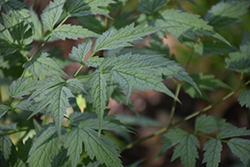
[66,78,87,93]
[78,15,104,34]
[138,0,167,15]
[202,139,222,167]
[0,131,13,161]
[227,138,250,166]
[0,104,11,119]
[217,124,250,139]
[202,40,238,55]
[195,114,217,134]
[238,90,250,109]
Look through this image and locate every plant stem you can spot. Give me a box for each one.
[73,64,84,77]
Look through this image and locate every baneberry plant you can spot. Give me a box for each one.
[0,0,250,166]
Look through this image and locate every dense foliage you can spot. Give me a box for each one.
[0,0,250,166]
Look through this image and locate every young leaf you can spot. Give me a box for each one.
[225,32,250,73]
[0,131,13,161]
[53,24,98,40]
[195,114,217,134]
[202,138,222,167]
[0,104,11,119]
[238,90,250,109]
[227,138,250,166]
[69,39,93,63]
[205,1,250,29]
[89,72,107,135]
[93,23,160,52]
[183,73,231,100]
[23,52,67,79]
[138,0,167,15]
[65,0,115,17]
[8,77,38,99]
[41,0,66,31]
[155,9,230,45]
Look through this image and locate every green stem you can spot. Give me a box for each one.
[194,133,228,143]
[73,64,84,77]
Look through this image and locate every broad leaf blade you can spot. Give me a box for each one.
[138,0,167,14]
[0,104,11,119]
[69,39,93,63]
[202,40,238,55]
[85,57,104,68]
[202,139,222,167]
[94,23,160,52]
[195,114,217,134]
[227,138,250,166]
[66,78,87,93]
[238,90,250,109]
[53,24,98,40]
[41,0,66,31]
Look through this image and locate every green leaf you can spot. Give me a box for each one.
[41,0,66,31]
[65,0,115,17]
[8,77,38,99]
[205,1,250,29]
[85,57,104,68]
[52,148,69,167]
[202,40,238,55]
[53,24,98,40]
[227,138,250,166]
[69,39,93,63]
[29,7,43,41]
[183,73,230,100]
[93,23,160,52]
[0,123,17,132]
[28,125,65,167]
[0,104,11,119]
[195,114,217,134]
[78,15,105,34]
[138,0,167,15]
[110,12,136,30]
[89,72,107,135]
[0,131,13,161]
[225,32,250,73]
[202,138,222,167]
[23,52,67,79]
[217,124,250,139]
[238,90,250,109]
[66,78,87,93]
[156,9,230,45]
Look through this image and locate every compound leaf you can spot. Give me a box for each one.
[138,0,167,15]
[23,52,67,79]
[69,39,93,63]
[227,138,250,166]
[217,124,250,139]
[8,77,38,99]
[65,0,115,17]
[238,90,250,109]
[202,138,222,167]
[195,114,217,134]
[41,0,66,31]
[156,9,229,45]
[0,104,11,119]
[93,23,160,52]
[53,24,98,40]
[89,72,107,135]
[205,1,250,29]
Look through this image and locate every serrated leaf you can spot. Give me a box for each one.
[8,77,38,99]
[30,7,43,41]
[53,24,98,40]
[51,149,69,167]
[238,90,250,109]
[78,15,105,34]
[28,125,65,167]
[65,0,115,17]
[205,1,250,29]
[89,72,107,135]
[183,73,230,100]
[0,131,13,160]
[156,9,230,45]
[23,52,67,79]
[41,0,66,31]
[217,124,250,139]
[202,40,238,55]
[227,138,250,166]
[0,104,11,119]
[93,23,160,52]
[138,0,167,15]
[69,39,93,63]
[85,57,104,68]
[0,123,17,132]
[66,78,87,93]
[202,138,222,167]
[110,12,136,30]
[195,114,218,134]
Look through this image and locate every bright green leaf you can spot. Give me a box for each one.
[238,90,250,109]
[69,39,93,63]
[202,138,222,167]
[94,23,160,52]
[138,0,167,15]
[23,52,67,79]
[195,114,217,134]
[41,0,66,31]
[53,24,98,40]
[0,104,11,119]
[227,138,250,166]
